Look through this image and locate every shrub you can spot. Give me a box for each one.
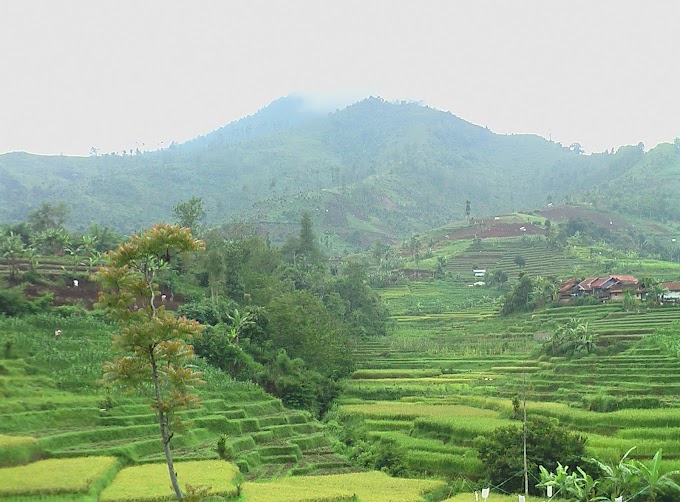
[0,287,32,316]
[177,297,237,326]
[475,417,586,494]
[216,434,229,460]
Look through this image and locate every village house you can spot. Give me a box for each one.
[557,277,580,301]
[662,281,680,304]
[558,275,640,302]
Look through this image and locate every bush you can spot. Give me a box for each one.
[178,298,237,326]
[0,287,32,316]
[475,416,586,494]
[351,437,410,477]
[192,325,261,381]
[257,350,340,418]
[582,394,663,412]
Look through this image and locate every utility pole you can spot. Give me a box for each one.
[522,372,529,497]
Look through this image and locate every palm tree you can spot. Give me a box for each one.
[547,318,596,357]
[1,232,25,282]
[225,309,255,345]
[632,449,680,501]
[531,276,551,309]
[594,448,680,501]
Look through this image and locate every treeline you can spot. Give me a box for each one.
[0,202,123,280]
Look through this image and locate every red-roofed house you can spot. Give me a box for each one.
[557,277,580,301]
[662,281,680,303]
[576,275,640,301]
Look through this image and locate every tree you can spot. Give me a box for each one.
[225,308,255,345]
[434,256,447,278]
[0,232,25,282]
[476,417,586,495]
[282,212,324,270]
[203,247,225,302]
[27,202,70,233]
[531,275,552,309]
[642,277,665,307]
[485,270,508,289]
[500,274,534,315]
[372,242,390,265]
[623,290,638,312]
[173,196,206,232]
[95,224,205,500]
[465,199,471,222]
[267,290,354,378]
[545,318,597,357]
[298,211,323,265]
[514,255,526,268]
[31,227,72,256]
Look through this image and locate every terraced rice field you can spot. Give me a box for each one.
[241,471,447,502]
[0,389,353,479]
[2,457,439,501]
[345,257,680,482]
[443,237,593,283]
[0,314,364,501]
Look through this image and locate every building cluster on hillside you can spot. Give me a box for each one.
[558,275,680,303]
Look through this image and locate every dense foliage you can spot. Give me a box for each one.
[538,448,680,502]
[174,215,389,416]
[1,209,390,418]
[475,417,587,495]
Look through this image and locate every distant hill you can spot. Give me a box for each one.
[576,142,680,224]
[1,95,679,250]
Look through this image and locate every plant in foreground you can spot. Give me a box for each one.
[95,224,205,500]
[538,448,680,502]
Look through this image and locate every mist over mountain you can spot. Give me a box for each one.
[1,95,678,250]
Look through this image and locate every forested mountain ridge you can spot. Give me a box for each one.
[1,95,678,249]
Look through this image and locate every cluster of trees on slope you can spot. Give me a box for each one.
[576,141,680,224]
[178,211,389,416]
[1,202,390,417]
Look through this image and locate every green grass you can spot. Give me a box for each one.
[0,457,120,497]
[443,494,545,502]
[99,460,240,501]
[0,434,42,467]
[241,471,446,502]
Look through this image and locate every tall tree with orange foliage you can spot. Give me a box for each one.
[95,224,205,500]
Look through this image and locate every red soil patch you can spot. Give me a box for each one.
[24,280,100,309]
[445,223,547,240]
[24,279,184,310]
[536,205,628,228]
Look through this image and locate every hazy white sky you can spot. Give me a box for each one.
[1,0,679,156]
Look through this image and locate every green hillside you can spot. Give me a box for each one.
[4,96,678,252]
